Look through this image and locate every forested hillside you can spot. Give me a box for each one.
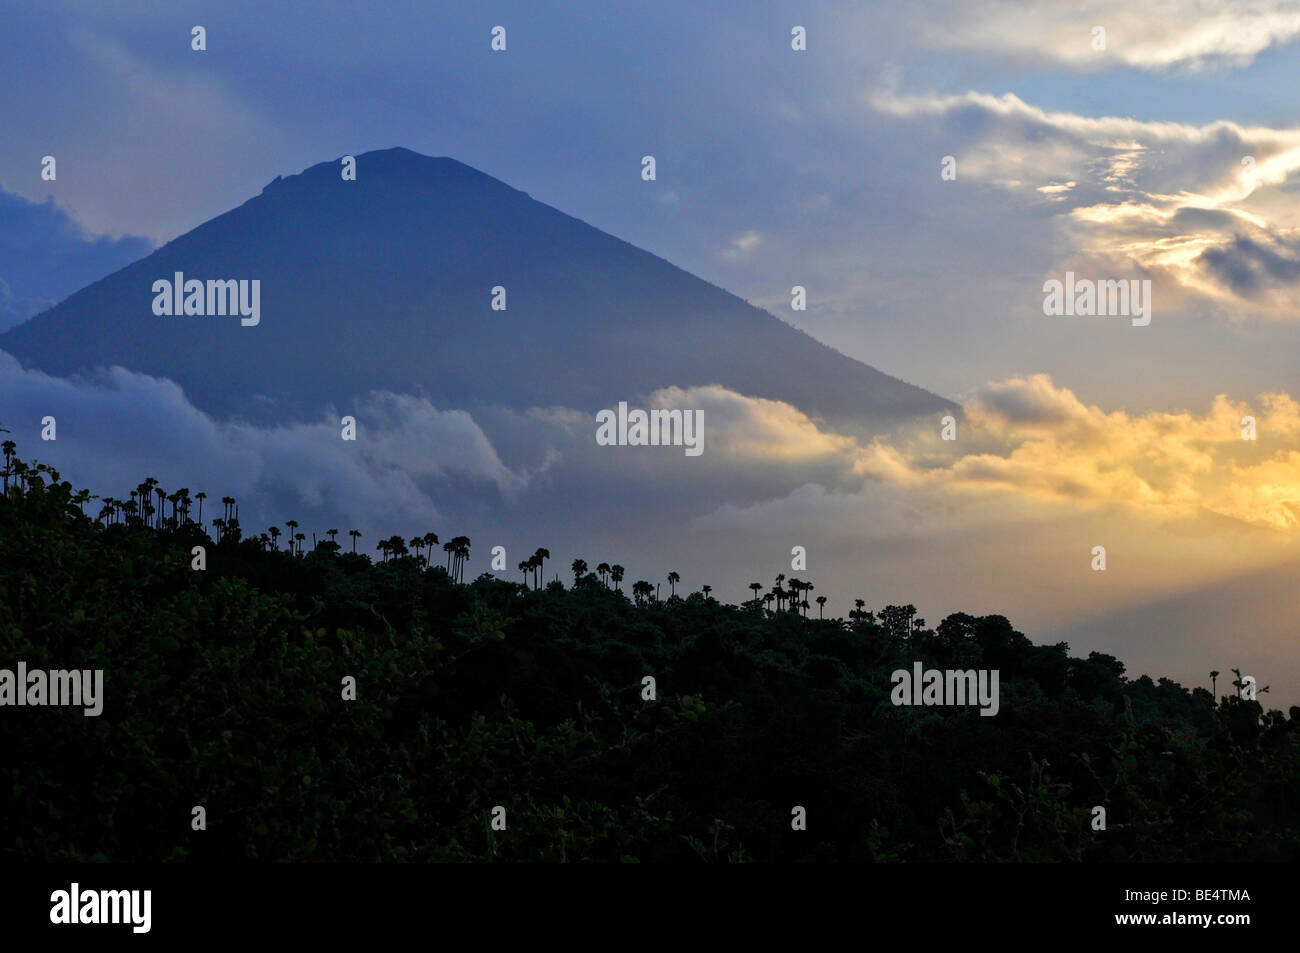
[2,435,1297,862]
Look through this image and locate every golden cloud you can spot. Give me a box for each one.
[855,375,1300,528]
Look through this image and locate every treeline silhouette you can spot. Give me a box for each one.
[1,434,1298,861]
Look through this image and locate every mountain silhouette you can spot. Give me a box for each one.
[0,147,952,429]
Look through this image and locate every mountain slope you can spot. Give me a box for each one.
[0,147,952,429]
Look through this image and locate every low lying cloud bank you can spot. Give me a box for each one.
[5,353,1300,535]
[0,351,528,530]
[855,373,1300,530]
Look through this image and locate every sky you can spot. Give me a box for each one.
[4,0,1300,704]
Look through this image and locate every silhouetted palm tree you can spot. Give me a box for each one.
[349,529,361,552]
[269,526,281,550]
[1211,670,1220,698]
[453,537,471,582]
[440,536,468,581]
[749,582,762,602]
[194,491,206,525]
[532,548,550,589]
[141,478,157,522]
[1,438,15,496]
[701,584,713,599]
[787,579,802,614]
[667,571,680,598]
[1230,667,1269,698]
[596,562,610,587]
[610,564,624,592]
[571,558,588,587]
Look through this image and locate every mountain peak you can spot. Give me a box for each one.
[261,148,524,199]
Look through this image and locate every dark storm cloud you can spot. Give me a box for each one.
[1198,234,1300,298]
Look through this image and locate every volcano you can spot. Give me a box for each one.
[0,147,952,429]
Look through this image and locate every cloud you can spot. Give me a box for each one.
[655,384,858,461]
[922,0,1300,72]
[870,87,1300,319]
[0,351,529,532]
[1197,233,1300,297]
[10,340,1300,584]
[530,383,862,475]
[0,188,151,331]
[856,373,1300,529]
[720,230,764,262]
[526,377,1300,535]
[0,354,885,544]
